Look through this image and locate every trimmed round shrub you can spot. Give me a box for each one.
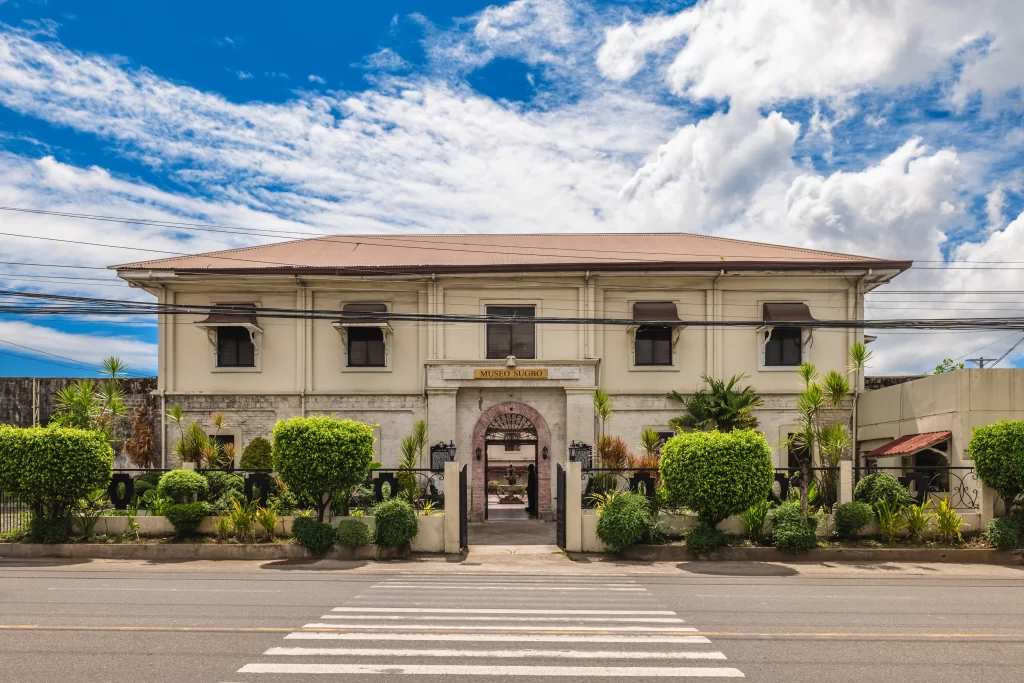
[292,516,337,554]
[771,501,819,550]
[834,501,874,540]
[28,517,72,544]
[204,471,244,505]
[660,429,774,526]
[685,524,725,554]
[373,498,419,548]
[273,417,376,521]
[596,492,654,553]
[164,502,210,537]
[240,437,273,470]
[987,516,1021,551]
[133,472,162,500]
[854,473,915,510]
[970,421,1024,514]
[158,469,210,504]
[0,425,113,531]
[336,519,373,548]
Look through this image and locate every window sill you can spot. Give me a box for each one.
[758,365,801,372]
[628,364,678,372]
[211,366,262,374]
[343,366,392,373]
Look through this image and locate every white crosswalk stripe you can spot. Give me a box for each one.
[229,573,746,680]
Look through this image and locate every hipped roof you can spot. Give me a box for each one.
[113,233,910,276]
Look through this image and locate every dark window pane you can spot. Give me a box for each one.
[486,306,535,359]
[635,325,672,366]
[765,327,802,366]
[217,327,255,368]
[348,326,386,367]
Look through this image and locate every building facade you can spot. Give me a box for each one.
[115,233,909,521]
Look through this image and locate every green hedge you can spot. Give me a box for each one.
[273,417,375,521]
[596,492,655,553]
[685,524,725,554]
[240,437,273,469]
[660,429,774,526]
[770,501,819,550]
[292,516,337,554]
[853,473,915,510]
[373,498,418,548]
[987,516,1021,551]
[0,425,113,532]
[969,421,1024,514]
[158,469,210,504]
[834,501,873,540]
[336,519,373,548]
[164,502,209,537]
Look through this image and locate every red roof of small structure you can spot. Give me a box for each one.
[864,431,952,458]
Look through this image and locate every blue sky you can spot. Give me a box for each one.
[0,0,1023,377]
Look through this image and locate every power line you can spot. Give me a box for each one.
[0,339,150,378]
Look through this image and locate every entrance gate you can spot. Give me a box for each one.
[555,463,566,549]
[483,412,538,521]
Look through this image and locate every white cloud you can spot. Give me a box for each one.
[597,0,1024,108]
[234,70,253,80]
[0,321,157,371]
[355,48,410,71]
[307,74,326,84]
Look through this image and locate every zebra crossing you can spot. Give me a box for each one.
[227,573,744,679]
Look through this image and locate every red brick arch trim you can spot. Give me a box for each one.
[471,401,552,522]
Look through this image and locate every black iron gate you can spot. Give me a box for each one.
[458,464,468,549]
[555,463,566,549]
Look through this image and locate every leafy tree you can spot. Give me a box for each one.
[660,429,774,527]
[51,357,130,444]
[240,437,273,469]
[932,358,965,374]
[667,374,763,433]
[273,416,376,521]
[969,420,1024,518]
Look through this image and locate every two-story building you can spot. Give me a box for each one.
[114,233,909,521]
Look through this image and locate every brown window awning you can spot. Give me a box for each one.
[336,302,389,326]
[633,301,679,322]
[195,304,259,328]
[864,431,952,458]
[762,302,816,324]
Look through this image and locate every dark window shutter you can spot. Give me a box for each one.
[486,306,535,359]
[765,327,802,366]
[635,325,672,366]
[217,327,255,368]
[348,327,385,367]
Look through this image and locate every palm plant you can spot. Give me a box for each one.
[667,374,763,433]
[593,390,613,441]
[398,433,422,505]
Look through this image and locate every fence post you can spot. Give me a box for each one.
[565,461,582,552]
[839,461,853,505]
[443,461,461,554]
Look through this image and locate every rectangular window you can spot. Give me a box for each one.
[787,432,807,471]
[635,325,672,365]
[765,327,802,366]
[348,326,386,367]
[217,327,255,367]
[486,306,536,359]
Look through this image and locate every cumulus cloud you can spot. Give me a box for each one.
[0,321,157,371]
[307,74,326,84]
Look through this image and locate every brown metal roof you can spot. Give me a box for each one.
[112,233,911,275]
[633,302,680,322]
[864,431,952,458]
[763,302,817,323]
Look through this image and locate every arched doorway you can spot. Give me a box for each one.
[471,402,551,522]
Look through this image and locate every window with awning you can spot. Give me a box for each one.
[632,302,679,367]
[333,303,390,368]
[761,303,815,368]
[194,304,261,369]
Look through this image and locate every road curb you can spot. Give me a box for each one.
[0,542,390,561]
[617,544,1024,564]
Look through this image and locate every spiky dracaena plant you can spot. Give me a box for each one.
[593,390,613,441]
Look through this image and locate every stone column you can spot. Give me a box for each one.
[443,460,461,554]
[565,461,583,552]
[565,388,596,452]
[839,461,853,504]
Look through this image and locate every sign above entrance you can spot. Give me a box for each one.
[473,368,549,379]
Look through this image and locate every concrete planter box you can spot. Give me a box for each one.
[79,512,446,553]
[618,544,1024,564]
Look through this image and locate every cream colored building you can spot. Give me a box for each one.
[115,233,909,521]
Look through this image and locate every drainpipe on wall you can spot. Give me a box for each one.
[160,390,167,469]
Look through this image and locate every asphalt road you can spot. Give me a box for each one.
[1,554,1023,682]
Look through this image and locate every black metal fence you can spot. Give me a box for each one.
[581,467,658,508]
[0,489,31,534]
[773,467,840,507]
[856,465,979,510]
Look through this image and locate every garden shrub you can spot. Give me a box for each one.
[854,473,915,510]
[834,501,873,540]
[273,416,376,521]
[660,429,774,526]
[133,472,162,500]
[373,498,419,548]
[770,501,819,550]
[336,519,372,548]
[28,517,72,544]
[240,437,273,470]
[969,421,1024,516]
[164,502,210,537]
[685,524,725,554]
[0,425,113,539]
[203,471,244,510]
[596,492,654,553]
[987,516,1021,551]
[292,516,337,554]
[157,469,210,504]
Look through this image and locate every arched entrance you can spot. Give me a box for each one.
[471,402,551,522]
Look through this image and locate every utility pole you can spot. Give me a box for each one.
[966,358,998,369]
